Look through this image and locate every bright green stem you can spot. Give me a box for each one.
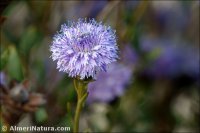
[73,78,89,133]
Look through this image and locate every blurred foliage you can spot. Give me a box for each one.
[35,107,48,124]
[7,45,23,81]
[0,0,199,133]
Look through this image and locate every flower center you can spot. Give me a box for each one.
[73,33,95,52]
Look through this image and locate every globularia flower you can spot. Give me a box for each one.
[50,19,118,79]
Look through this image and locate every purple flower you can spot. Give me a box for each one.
[140,36,199,79]
[50,18,118,79]
[0,72,7,87]
[87,63,133,103]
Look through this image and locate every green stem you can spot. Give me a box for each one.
[73,78,89,133]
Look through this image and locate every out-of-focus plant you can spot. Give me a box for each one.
[0,0,199,132]
[0,77,46,126]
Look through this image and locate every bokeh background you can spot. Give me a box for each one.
[0,0,199,132]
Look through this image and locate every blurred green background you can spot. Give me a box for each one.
[0,0,199,132]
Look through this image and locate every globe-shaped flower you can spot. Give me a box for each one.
[50,19,118,79]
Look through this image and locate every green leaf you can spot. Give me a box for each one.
[35,107,48,124]
[7,45,23,81]
[0,49,8,70]
[19,26,42,55]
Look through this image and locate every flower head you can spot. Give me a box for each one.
[50,18,118,79]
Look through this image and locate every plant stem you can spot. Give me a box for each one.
[73,79,89,133]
